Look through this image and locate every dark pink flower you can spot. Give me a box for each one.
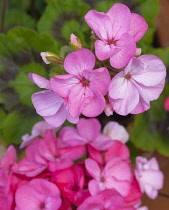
[77,189,135,210]
[15,178,62,210]
[60,118,114,151]
[164,96,169,111]
[50,49,110,118]
[85,157,132,197]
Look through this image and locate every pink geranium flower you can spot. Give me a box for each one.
[60,118,114,151]
[135,157,164,199]
[50,48,110,118]
[52,165,89,205]
[14,130,86,176]
[77,189,135,210]
[85,157,131,197]
[109,55,166,115]
[29,73,78,128]
[15,178,62,210]
[85,3,148,69]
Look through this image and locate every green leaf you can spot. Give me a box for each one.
[37,0,90,46]
[94,0,123,12]
[2,112,42,145]
[4,10,36,32]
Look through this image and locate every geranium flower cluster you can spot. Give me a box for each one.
[0,119,164,210]
[30,3,166,128]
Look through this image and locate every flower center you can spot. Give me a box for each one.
[124,74,131,80]
[107,39,117,45]
[81,77,90,87]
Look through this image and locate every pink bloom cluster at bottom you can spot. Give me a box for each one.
[0,119,163,210]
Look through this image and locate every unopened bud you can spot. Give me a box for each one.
[135,48,142,57]
[69,34,82,50]
[40,52,64,65]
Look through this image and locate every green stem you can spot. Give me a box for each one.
[0,0,8,33]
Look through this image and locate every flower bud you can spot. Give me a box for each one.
[135,48,142,57]
[40,52,64,65]
[69,34,82,50]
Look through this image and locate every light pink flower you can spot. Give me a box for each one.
[85,3,148,69]
[103,121,129,143]
[77,189,135,210]
[60,118,114,151]
[85,157,132,197]
[15,178,62,210]
[164,96,169,111]
[20,120,59,149]
[109,55,166,115]
[135,157,164,199]
[29,73,78,127]
[50,48,110,118]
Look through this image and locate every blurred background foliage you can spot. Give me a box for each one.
[0,0,169,157]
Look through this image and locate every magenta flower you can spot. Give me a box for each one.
[77,189,135,210]
[109,55,166,115]
[135,157,164,199]
[164,96,169,111]
[15,178,62,210]
[50,48,110,118]
[85,157,131,197]
[52,165,89,205]
[60,118,114,151]
[85,3,148,69]
[29,73,78,127]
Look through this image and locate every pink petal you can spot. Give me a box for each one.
[32,90,63,117]
[129,13,148,42]
[85,158,101,179]
[104,141,130,163]
[50,75,78,98]
[132,55,166,86]
[28,73,50,89]
[164,96,169,111]
[44,104,67,128]
[64,48,95,75]
[31,120,58,136]
[94,40,115,61]
[110,33,136,69]
[124,57,144,75]
[0,146,17,169]
[106,3,131,39]
[82,90,105,117]
[109,72,127,100]
[92,134,114,151]
[109,80,140,115]
[103,121,129,143]
[86,67,111,95]
[60,145,86,160]
[85,10,113,41]
[77,118,101,140]
[60,126,86,146]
